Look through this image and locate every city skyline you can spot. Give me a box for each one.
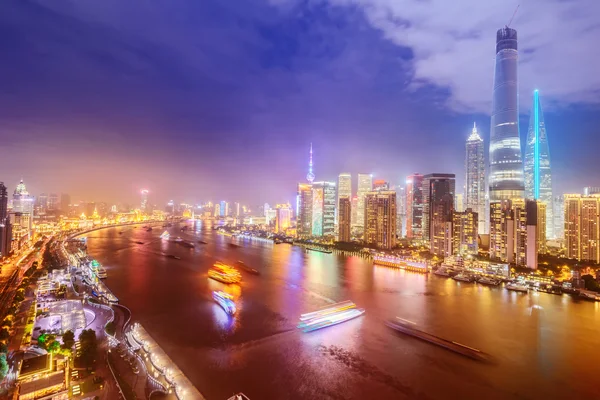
[1,1,599,206]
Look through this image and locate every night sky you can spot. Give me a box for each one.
[1,0,598,206]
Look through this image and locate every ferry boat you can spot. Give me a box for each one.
[505,282,529,293]
[477,276,500,286]
[298,301,365,333]
[197,240,208,244]
[208,263,241,284]
[305,246,332,254]
[372,255,429,273]
[236,261,260,275]
[228,394,250,400]
[213,291,236,315]
[580,291,600,302]
[433,267,451,277]
[160,230,170,240]
[174,237,183,242]
[452,273,473,283]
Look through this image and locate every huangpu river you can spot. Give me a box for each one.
[84,222,600,400]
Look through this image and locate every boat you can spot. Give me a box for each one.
[228,243,241,248]
[227,394,250,400]
[197,240,208,244]
[580,291,600,302]
[298,301,365,333]
[166,254,181,260]
[160,231,170,240]
[135,241,144,245]
[505,282,529,293]
[174,237,183,242]
[305,246,332,254]
[433,267,451,277]
[146,227,153,232]
[236,261,260,275]
[452,273,473,283]
[274,239,282,244]
[208,262,241,284]
[386,318,489,362]
[213,291,236,315]
[477,276,501,286]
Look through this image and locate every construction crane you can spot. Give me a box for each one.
[507,4,520,28]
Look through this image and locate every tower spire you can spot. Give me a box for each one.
[306,143,315,183]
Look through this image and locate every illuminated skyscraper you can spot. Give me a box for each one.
[338,196,351,242]
[489,27,524,201]
[452,209,478,256]
[396,186,406,237]
[355,173,372,231]
[311,182,336,237]
[12,180,34,234]
[583,187,600,196]
[219,200,229,217]
[275,204,292,233]
[373,180,389,191]
[48,193,59,211]
[364,190,396,250]
[524,90,553,239]
[60,193,71,214]
[306,143,315,183]
[37,193,48,215]
[406,174,424,239]
[422,173,455,241]
[553,195,564,240]
[564,194,600,263]
[465,123,485,233]
[337,173,352,226]
[297,183,313,237]
[0,183,10,258]
[140,189,149,211]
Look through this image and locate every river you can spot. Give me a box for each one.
[84,222,600,400]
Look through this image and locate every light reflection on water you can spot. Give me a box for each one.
[84,224,600,400]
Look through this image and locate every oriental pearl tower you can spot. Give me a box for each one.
[306,143,315,183]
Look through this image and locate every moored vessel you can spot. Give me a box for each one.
[505,282,529,293]
[213,291,236,315]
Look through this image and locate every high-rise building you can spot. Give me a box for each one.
[311,182,336,237]
[430,198,454,257]
[465,122,486,233]
[536,202,547,254]
[396,186,406,238]
[12,180,34,234]
[297,183,313,237]
[60,193,71,214]
[219,201,229,217]
[452,209,478,256]
[406,174,424,239]
[234,202,241,218]
[489,27,524,201]
[564,194,600,263]
[213,203,221,217]
[553,195,564,240]
[306,143,315,184]
[337,173,352,226]
[275,204,292,233]
[364,190,396,250]
[351,196,358,230]
[355,174,373,231]
[489,199,539,269]
[422,174,455,241]
[338,196,351,242]
[583,187,600,196]
[48,193,59,211]
[524,90,553,239]
[140,189,149,212]
[37,193,48,215]
[454,193,464,213]
[0,183,10,258]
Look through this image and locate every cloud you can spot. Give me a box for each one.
[277,0,600,113]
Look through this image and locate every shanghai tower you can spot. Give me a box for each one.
[524,90,553,238]
[489,27,524,201]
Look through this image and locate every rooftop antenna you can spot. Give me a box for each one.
[507,4,520,28]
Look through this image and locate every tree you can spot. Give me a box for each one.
[0,354,8,381]
[582,274,600,292]
[0,328,10,341]
[48,340,60,353]
[77,329,98,368]
[62,330,75,350]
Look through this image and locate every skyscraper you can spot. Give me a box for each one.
[337,173,352,226]
[48,193,59,211]
[12,180,34,234]
[583,187,600,196]
[396,186,406,238]
[452,209,478,256]
[275,204,292,233]
[364,190,396,250]
[61,193,71,215]
[297,183,313,237]
[406,174,424,239]
[422,173,455,241]
[465,123,486,233]
[311,182,336,237]
[489,27,524,201]
[338,196,351,242]
[37,193,48,215]
[306,143,315,183]
[0,183,10,258]
[373,180,389,191]
[524,90,553,239]
[355,173,373,231]
[553,195,564,240]
[564,194,600,263]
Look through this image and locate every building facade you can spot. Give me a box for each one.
[275,204,292,233]
[406,173,424,239]
[489,27,524,201]
[422,173,455,242]
[553,195,564,240]
[297,183,313,237]
[564,194,600,263]
[338,196,351,242]
[364,191,397,250]
[355,173,373,232]
[452,209,478,256]
[337,173,352,226]
[311,182,336,237]
[465,123,486,233]
[524,90,553,239]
